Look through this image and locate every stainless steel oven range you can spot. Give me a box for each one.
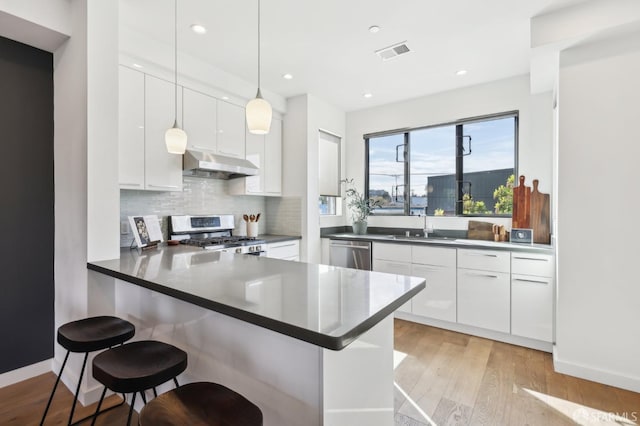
[169,214,265,256]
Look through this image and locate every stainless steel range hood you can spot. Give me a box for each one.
[183,149,258,179]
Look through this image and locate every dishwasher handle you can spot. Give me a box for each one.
[330,243,371,250]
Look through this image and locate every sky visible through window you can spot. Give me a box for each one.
[368,116,515,214]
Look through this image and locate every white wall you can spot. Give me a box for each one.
[555,32,640,392]
[0,0,70,52]
[283,94,346,263]
[345,75,553,232]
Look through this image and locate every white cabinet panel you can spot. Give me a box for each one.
[458,249,510,273]
[267,240,300,260]
[144,75,183,191]
[411,246,456,268]
[373,243,412,263]
[264,119,282,194]
[243,130,265,194]
[511,274,553,342]
[118,66,145,189]
[511,253,554,277]
[217,101,245,159]
[372,259,412,313]
[457,269,510,333]
[183,87,217,152]
[411,263,456,322]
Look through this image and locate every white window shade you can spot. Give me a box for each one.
[318,131,341,196]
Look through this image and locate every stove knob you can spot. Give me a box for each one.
[235,248,242,254]
[248,246,255,252]
[255,245,262,252]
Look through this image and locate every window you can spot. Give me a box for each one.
[319,130,341,215]
[366,112,517,216]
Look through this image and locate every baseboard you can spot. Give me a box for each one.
[394,312,553,353]
[0,359,53,388]
[553,347,640,393]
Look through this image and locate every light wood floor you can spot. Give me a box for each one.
[393,319,640,425]
[1,320,638,425]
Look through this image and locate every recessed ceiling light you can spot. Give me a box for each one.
[282,73,293,80]
[363,93,373,98]
[369,25,381,34]
[190,24,207,35]
[221,96,229,100]
[456,69,468,76]
[133,63,143,69]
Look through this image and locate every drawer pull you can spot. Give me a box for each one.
[272,243,296,248]
[148,184,179,189]
[414,265,444,271]
[466,272,498,278]
[513,256,548,262]
[513,278,549,284]
[466,252,498,258]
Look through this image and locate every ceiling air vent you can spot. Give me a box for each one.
[375,41,411,61]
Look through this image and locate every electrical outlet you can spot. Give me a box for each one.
[121,221,130,235]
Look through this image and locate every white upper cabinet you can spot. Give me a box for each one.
[229,118,282,196]
[182,87,217,152]
[217,101,246,159]
[264,119,282,194]
[144,74,183,191]
[118,66,145,189]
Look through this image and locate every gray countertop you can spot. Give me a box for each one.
[259,235,302,244]
[327,233,555,254]
[88,246,425,350]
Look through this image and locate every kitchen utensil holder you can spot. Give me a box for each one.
[247,222,258,238]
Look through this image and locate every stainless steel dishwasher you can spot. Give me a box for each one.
[329,240,372,270]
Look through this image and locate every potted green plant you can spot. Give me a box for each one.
[341,178,380,235]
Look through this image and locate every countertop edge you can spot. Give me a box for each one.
[326,234,554,254]
[260,235,302,244]
[87,260,420,351]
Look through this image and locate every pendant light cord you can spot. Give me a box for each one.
[174,0,178,125]
[257,0,261,91]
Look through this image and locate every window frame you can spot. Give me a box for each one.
[365,111,519,217]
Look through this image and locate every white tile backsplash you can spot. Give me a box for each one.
[120,177,267,246]
[265,197,302,236]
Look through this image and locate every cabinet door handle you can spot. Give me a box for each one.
[513,256,549,262]
[414,265,444,271]
[466,252,498,257]
[120,182,141,187]
[513,278,549,284]
[148,184,179,189]
[465,272,498,278]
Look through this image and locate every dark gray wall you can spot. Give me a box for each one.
[0,36,54,373]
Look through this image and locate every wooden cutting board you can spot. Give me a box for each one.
[467,220,495,241]
[530,179,551,244]
[512,175,531,229]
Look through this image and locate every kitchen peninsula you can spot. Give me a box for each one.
[88,246,425,426]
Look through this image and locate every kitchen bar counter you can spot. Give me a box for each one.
[88,245,423,350]
[87,246,425,425]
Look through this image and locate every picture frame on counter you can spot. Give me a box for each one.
[128,215,163,249]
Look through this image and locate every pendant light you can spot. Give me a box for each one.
[165,0,188,154]
[246,0,272,135]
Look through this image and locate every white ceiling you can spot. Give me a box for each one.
[120,0,587,111]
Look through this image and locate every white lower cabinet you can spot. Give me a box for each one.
[511,274,553,342]
[266,240,300,261]
[457,269,511,333]
[372,243,412,313]
[410,246,457,322]
[511,252,554,342]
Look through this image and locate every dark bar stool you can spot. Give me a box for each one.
[138,382,263,426]
[40,315,135,426]
[91,340,188,426]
